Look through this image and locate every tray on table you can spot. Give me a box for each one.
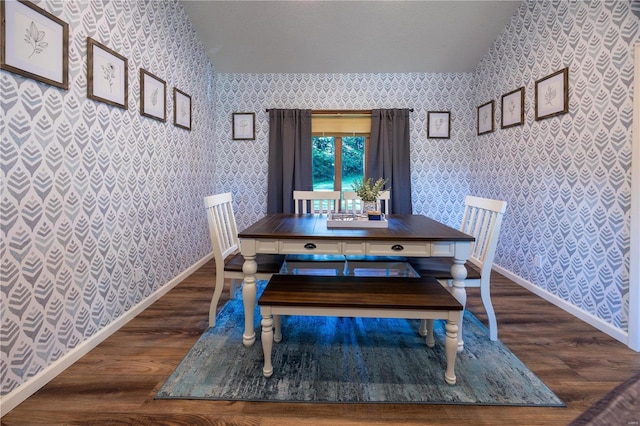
[326,212,388,228]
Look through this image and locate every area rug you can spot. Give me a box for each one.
[156,298,564,406]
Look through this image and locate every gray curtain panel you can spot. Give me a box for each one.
[368,109,413,214]
[267,109,313,213]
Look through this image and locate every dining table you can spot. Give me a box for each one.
[237,213,475,349]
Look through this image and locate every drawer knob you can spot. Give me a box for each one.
[391,244,404,251]
[304,243,317,250]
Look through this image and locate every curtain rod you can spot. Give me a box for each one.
[265,108,414,113]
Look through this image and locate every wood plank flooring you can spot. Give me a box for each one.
[2,259,639,425]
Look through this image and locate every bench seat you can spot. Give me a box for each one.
[258,274,463,384]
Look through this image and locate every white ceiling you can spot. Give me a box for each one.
[181,0,522,74]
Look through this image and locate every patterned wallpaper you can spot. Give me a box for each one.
[472,0,638,331]
[214,72,475,231]
[1,0,216,396]
[214,0,639,337]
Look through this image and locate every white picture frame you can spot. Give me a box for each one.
[174,88,192,130]
[140,68,166,122]
[501,87,524,129]
[87,37,127,109]
[427,111,451,139]
[477,100,494,136]
[232,112,255,140]
[1,0,69,89]
[535,67,569,120]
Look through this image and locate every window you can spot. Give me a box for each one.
[311,111,371,192]
[312,136,366,191]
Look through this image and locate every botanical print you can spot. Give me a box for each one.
[535,68,568,120]
[24,21,48,58]
[102,62,116,92]
[140,70,166,121]
[428,112,450,138]
[151,87,159,106]
[237,117,250,133]
[4,1,66,87]
[508,99,516,119]
[433,117,444,131]
[544,85,557,106]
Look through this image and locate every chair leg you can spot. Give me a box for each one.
[425,319,435,347]
[480,277,498,341]
[209,273,225,327]
[273,315,282,342]
[231,279,241,300]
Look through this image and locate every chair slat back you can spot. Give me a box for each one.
[342,190,391,214]
[204,193,240,262]
[459,195,507,272]
[342,191,360,213]
[378,190,391,214]
[293,190,340,214]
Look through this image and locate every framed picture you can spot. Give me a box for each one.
[140,68,166,122]
[477,100,494,135]
[87,38,128,109]
[1,0,69,89]
[427,111,451,139]
[173,88,192,130]
[535,67,569,120]
[501,87,524,129]
[232,112,255,140]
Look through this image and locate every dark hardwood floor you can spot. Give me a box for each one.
[2,259,639,425]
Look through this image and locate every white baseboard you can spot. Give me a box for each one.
[492,264,630,347]
[0,252,214,416]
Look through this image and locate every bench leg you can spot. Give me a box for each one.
[261,312,274,378]
[444,318,458,385]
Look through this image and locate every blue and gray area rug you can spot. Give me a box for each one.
[157,299,564,406]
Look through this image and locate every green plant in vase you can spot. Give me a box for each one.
[351,177,387,214]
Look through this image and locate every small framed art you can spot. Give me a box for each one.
[501,87,524,129]
[232,112,255,140]
[1,0,69,89]
[87,37,128,109]
[173,88,192,130]
[140,68,166,122]
[477,100,494,135]
[535,67,569,120]
[427,111,451,139]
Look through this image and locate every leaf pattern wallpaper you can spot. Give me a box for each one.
[1,0,216,398]
[1,0,639,409]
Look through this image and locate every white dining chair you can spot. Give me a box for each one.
[285,190,346,275]
[343,190,410,276]
[293,190,341,214]
[204,193,285,327]
[410,195,507,341]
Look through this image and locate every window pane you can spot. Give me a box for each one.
[312,136,335,190]
[341,136,365,191]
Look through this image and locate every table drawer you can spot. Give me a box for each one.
[366,241,430,256]
[431,242,455,257]
[279,240,342,255]
[255,239,279,253]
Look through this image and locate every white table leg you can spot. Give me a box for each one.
[450,257,467,352]
[242,252,258,347]
[444,317,458,385]
[260,309,274,378]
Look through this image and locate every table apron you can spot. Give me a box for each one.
[249,238,459,257]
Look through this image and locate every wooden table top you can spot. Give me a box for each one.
[239,213,474,242]
[258,275,463,311]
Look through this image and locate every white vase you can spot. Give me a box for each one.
[361,200,378,214]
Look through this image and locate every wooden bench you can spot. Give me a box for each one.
[257,274,463,385]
